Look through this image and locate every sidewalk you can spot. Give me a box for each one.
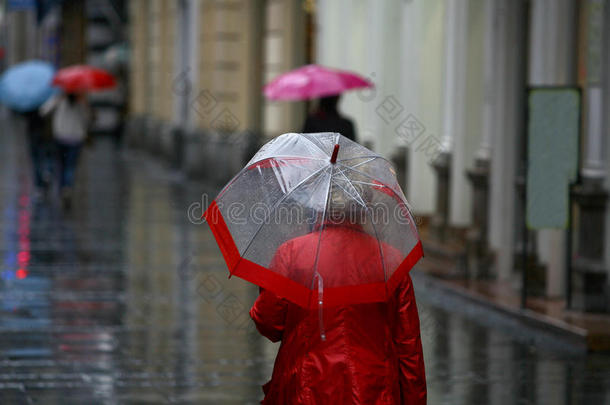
[417,233,610,352]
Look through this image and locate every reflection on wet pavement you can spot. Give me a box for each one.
[1,115,609,404]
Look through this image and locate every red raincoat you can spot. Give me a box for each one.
[250,224,426,404]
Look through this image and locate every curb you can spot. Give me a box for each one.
[411,269,593,352]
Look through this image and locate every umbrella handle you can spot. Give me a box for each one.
[317,273,326,341]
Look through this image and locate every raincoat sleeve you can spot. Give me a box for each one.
[249,248,290,342]
[393,274,427,405]
[250,288,287,342]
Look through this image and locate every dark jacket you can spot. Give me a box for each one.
[303,111,357,142]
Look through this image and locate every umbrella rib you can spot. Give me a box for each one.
[345,158,377,167]
[337,155,381,161]
[247,155,326,167]
[336,156,381,165]
[218,156,325,200]
[341,157,379,170]
[332,171,366,207]
[334,162,384,182]
[300,133,334,157]
[309,163,334,291]
[337,155,394,168]
[333,161,374,179]
[348,179,409,203]
[305,133,339,292]
[346,180,387,187]
[330,177,363,206]
[238,165,331,259]
[347,179,415,214]
[306,132,340,293]
[335,163,414,212]
[336,163,396,190]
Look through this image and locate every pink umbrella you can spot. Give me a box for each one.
[263,64,373,101]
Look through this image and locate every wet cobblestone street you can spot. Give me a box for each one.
[1,115,610,404]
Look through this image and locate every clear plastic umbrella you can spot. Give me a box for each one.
[204,132,423,310]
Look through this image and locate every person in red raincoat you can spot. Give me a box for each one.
[250,214,427,404]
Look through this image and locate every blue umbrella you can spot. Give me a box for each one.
[0,60,57,112]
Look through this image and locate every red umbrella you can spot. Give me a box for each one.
[263,64,373,101]
[52,65,116,92]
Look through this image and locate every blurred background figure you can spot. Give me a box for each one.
[22,109,52,194]
[40,63,115,207]
[302,94,356,141]
[0,60,57,195]
[40,92,90,207]
[264,64,371,143]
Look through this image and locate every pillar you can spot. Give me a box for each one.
[465,0,493,278]
[432,0,469,241]
[197,0,263,133]
[527,0,578,298]
[605,0,610,311]
[174,0,198,130]
[404,0,443,216]
[572,0,608,312]
[5,2,37,65]
[263,0,306,138]
[129,0,149,116]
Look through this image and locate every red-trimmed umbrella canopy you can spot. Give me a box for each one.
[203,132,423,309]
[263,64,373,101]
[52,65,116,92]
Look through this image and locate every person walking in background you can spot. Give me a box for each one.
[40,92,90,208]
[0,60,58,196]
[264,64,371,143]
[302,95,357,142]
[22,109,51,195]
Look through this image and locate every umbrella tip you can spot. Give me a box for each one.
[330,144,340,164]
